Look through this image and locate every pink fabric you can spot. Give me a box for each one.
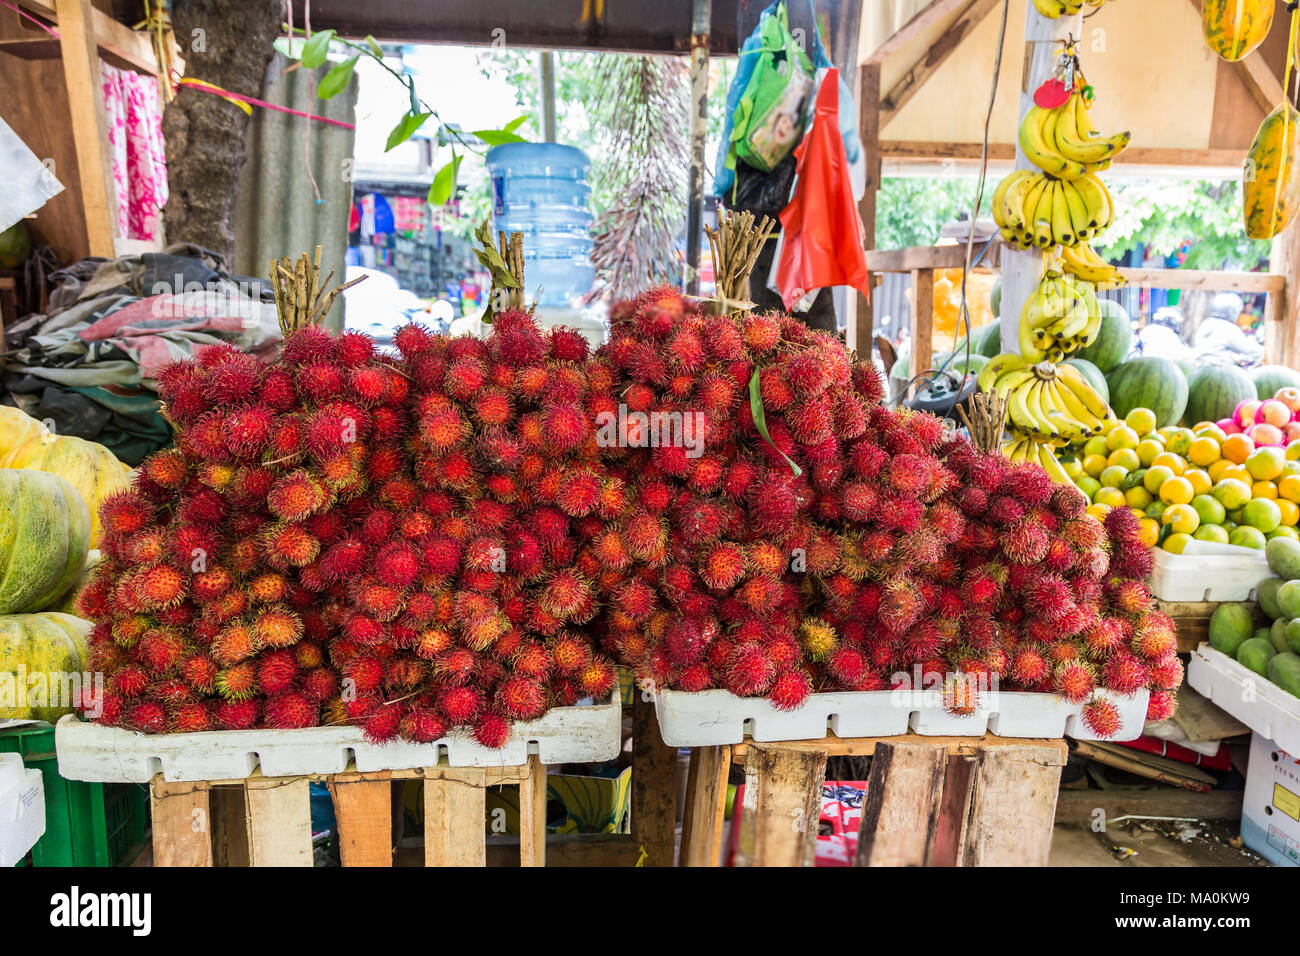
[80,294,253,381]
[100,61,169,242]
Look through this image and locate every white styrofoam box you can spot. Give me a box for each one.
[0,752,44,867]
[54,694,620,784]
[653,686,1148,748]
[1241,732,1300,867]
[1187,643,1300,755]
[1146,541,1271,603]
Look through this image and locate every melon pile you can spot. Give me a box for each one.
[76,291,1178,744]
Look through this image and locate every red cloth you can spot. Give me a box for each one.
[774,68,871,310]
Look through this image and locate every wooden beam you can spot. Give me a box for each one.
[856,60,881,359]
[680,745,731,867]
[1054,787,1243,824]
[1116,267,1284,293]
[880,141,1247,168]
[865,0,971,65]
[630,693,678,867]
[854,742,947,866]
[880,0,1000,128]
[54,0,117,258]
[909,267,935,379]
[149,777,213,867]
[327,771,394,867]
[867,242,1002,273]
[21,0,161,74]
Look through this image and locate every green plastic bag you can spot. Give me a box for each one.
[727,3,814,177]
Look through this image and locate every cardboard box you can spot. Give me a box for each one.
[1242,732,1300,867]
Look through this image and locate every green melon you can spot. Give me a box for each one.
[1073,298,1132,372]
[990,277,1002,317]
[1064,357,1109,405]
[1251,364,1300,401]
[1185,365,1259,427]
[974,320,1004,358]
[0,469,90,615]
[1107,357,1189,428]
[0,611,90,721]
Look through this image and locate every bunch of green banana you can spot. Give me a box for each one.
[991,168,1113,250]
[978,353,1114,445]
[1020,269,1102,361]
[1019,95,1130,181]
[1032,0,1110,19]
[1003,432,1076,485]
[1060,242,1126,287]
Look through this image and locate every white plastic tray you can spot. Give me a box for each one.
[653,686,1149,747]
[54,694,621,784]
[0,753,44,867]
[1187,643,1300,755]
[1146,542,1271,603]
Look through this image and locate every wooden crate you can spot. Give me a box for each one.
[679,733,1067,867]
[149,757,549,867]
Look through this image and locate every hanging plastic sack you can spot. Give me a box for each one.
[1243,8,1300,239]
[771,68,870,310]
[726,3,814,177]
[797,2,866,200]
[0,116,64,234]
[1202,0,1274,63]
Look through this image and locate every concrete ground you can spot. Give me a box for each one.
[1049,818,1271,867]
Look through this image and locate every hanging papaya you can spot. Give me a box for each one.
[1202,0,1274,62]
[1244,104,1300,240]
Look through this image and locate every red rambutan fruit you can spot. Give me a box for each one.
[1054,661,1095,703]
[1081,697,1122,738]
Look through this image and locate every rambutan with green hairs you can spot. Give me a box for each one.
[215,661,259,701]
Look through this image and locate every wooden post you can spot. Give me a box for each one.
[732,744,827,867]
[149,777,213,867]
[518,755,548,868]
[424,767,488,867]
[1269,223,1300,368]
[210,786,250,867]
[855,61,882,359]
[328,771,394,867]
[998,4,1080,353]
[631,693,678,866]
[680,745,731,867]
[854,742,947,866]
[684,0,712,295]
[957,744,1064,866]
[55,0,118,258]
[909,267,936,379]
[243,776,312,867]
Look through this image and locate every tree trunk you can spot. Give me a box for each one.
[162,0,283,263]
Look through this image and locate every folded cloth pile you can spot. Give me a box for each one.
[3,244,281,464]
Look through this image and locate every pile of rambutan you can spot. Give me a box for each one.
[76,289,1178,746]
[587,287,1178,735]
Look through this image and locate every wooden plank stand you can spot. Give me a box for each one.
[680,733,1067,867]
[148,757,549,867]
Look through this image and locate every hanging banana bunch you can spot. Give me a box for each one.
[1019,266,1102,362]
[1060,242,1125,287]
[1033,0,1111,18]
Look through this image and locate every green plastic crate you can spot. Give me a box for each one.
[0,722,148,867]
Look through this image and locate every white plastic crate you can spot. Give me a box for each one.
[54,694,620,784]
[1146,542,1271,603]
[0,752,44,867]
[653,686,1148,748]
[1186,643,1300,755]
[1241,732,1300,867]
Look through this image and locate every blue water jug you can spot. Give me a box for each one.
[486,143,594,308]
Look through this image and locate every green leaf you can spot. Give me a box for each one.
[427,152,463,207]
[748,367,802,478]
[301,29,336,69]
[317,55,358,99]
[385,111,432,151]
[504,114,528,133]
[365,35,384,59]
[472,128,527,146]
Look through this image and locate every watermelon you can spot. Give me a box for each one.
[1185,364,1257,426]
[1073,298,1132,372]
[0,470,90,615]
[1107,356,1189,428]
[1251,364,1300,400]
[1064,357,1109,405]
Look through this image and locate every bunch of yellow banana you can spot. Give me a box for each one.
[1020,93,1130,181]
[1003,432,1076,484]
[1060,242,1125,287]
[1019,269,1101,361]
[1032,0,1110,19]
[991,168,1113,250]
[977,353,1113,445]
